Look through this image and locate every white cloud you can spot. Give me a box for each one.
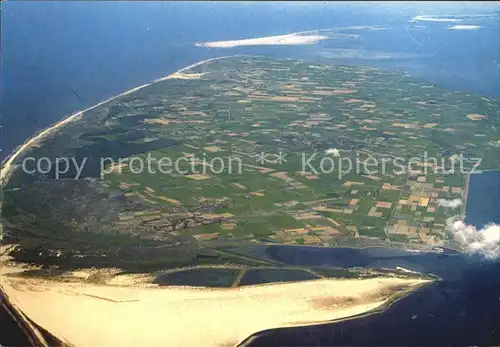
[437,198,462,209]
[447,25,482,30]
[447,218,500,259]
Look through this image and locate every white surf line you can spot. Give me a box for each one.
[0,55,239,185]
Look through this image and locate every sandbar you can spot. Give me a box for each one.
[1,272,430,347]
[196,33,329,48]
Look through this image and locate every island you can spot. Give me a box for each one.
[1,56,499,346]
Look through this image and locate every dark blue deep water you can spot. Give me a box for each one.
[465,170,500,229]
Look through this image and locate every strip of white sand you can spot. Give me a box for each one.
[447,25,482,30]
[0,55,238,185]
[2,275,430,347]
[196,33,329,48]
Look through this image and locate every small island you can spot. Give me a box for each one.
[1,55,498,346]
[1,256,432,347]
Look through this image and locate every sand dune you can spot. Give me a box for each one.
[2,274,430,347]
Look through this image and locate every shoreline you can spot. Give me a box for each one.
[1,273,432,347]
[0,54,242,185]
[237,277,435,347]
[3,53,499,186]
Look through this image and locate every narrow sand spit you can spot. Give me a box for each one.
[0,55,238,185]
[196,33,329,48]
[1,275,430,347]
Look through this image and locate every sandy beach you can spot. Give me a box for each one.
[196,33,329,48]
[1,272,430,347]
